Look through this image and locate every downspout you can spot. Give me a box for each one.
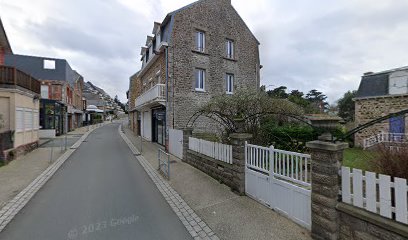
[165,45,169,150]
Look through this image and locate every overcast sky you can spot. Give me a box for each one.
[1,0,408,103]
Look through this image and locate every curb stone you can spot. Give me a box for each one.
[118,125,220,240]
[0,123,109,233]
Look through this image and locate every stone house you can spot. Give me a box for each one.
[128,71,141,135]
[5,54,84,137]
[128,0,261,147]
[0,17,41,161]
[354,66,408,147]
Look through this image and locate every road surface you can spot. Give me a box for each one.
[0,123,192,240]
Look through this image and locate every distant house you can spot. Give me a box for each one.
[4,54,84,137]
[128,0,261,147]
[354,67,408,147]
[0,18,41,161]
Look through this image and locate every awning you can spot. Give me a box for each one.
[86,109,104,113]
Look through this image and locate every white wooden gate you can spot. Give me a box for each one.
[245,143,312,230]
[169,129,183,159]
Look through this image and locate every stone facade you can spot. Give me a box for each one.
[0,47,4,65]
[168,0,260,132]
[338,203,408,240]
[128,0,260,139]
[307,140,348,240]
[354,95,408,147]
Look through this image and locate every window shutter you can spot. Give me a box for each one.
[231,41,234,58]
[33,110,39,130]
[196,32,200,51]
[195,69,200,89]
[202,33,205,51]
[24,108,33,131]
[16,108,24,132]
[201,70,205,89]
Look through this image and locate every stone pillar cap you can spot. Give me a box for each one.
[229,133,253,140]
[306,140,348,151]
[180,127,194,131]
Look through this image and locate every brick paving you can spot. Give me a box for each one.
[119,125,219,240]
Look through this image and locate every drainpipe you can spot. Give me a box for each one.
[165,45,169,151]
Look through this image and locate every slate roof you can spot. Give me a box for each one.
[356,73,389,98]
[356,66,408,99]
[4,54,77,87]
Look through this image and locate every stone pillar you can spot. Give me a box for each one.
[230,133,252,195]
[306,140,348,240]
[181,128,193,162]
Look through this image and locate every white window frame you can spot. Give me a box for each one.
[196,31,205,52]
[195,68,206,92]
[226,39,234,59]
[226,74,234,94]
[41,85,49,99]
[44,60,56,69]
[156,34,161,51]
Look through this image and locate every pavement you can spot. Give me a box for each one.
[123,124,312,240]
[0,125,94,210]
[0,123,192,240]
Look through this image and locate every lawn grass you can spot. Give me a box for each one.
[0,161,4,168]
[343,148,377,171]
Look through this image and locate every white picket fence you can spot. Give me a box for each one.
[188,137,233,164]
[245,143,311,187]
[342,167,408,224]
[363,132,408,149]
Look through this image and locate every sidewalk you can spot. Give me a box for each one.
[0,124,101,209]
[123,125,311,240]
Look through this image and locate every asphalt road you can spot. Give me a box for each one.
[0,123,192,240]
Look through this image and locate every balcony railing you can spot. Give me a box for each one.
[0,66,41,94]
[135,84,165,109]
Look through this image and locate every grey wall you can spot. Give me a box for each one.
[4,54,73,82]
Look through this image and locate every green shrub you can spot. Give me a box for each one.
[371,144,408,179]
[255,122,318,152]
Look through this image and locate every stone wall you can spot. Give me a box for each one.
[182,129,249,195]
[354,95,408,147]
[186,150,236,189]
[307,140,408,240]
[338,203,408,240]
[168,0,260,132]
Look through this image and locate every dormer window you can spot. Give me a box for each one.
[146,49,150,62]
[196,31,205,52]
[156,34,161,50]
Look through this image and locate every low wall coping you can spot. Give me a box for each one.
[337,202,408,238]
[229,133,252,140]
[306,140,349,151]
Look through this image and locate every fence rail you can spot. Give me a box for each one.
[364,132,408,149]
[342,166,408,224]
[0,66,40,94]
[245,143,311,187]
[188,137,233,164]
